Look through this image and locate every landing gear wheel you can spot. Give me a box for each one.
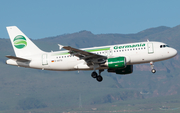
[91,69,104,82]
[96,75,103,82]
[91,71,98,78]
[151,69,156,73]
[150,61,156,74]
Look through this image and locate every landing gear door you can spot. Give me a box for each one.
[42,54,48,65]
[148,43,154,54]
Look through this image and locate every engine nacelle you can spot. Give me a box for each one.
[107,57,126,68]
[108,65,133,74]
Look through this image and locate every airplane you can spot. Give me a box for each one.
[6,26,177,82]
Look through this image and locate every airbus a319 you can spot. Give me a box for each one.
[6,26,177,82]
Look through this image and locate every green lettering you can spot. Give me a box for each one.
[125,45,131,48]
[119,46,124,49]
[136,44,140,47]
[114,46,118,49]
[132,45,136,47]
[114,43,145,50]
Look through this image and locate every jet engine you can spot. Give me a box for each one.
[107,57,126,68]
[107,65,133,74]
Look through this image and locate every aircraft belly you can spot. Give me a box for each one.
[74,62,90,69]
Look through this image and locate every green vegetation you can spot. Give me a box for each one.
[0,25,180,112]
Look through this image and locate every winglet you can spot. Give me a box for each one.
[58,44,64,50]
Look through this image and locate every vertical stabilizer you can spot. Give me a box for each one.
[6,26,44,57]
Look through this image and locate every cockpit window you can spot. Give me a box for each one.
[160,45,170,48]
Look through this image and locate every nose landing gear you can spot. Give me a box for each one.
[151,69,156,73]
[150,61,156,73]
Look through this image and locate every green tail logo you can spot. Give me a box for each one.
[13,35,27,49]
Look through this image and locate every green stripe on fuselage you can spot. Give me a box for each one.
[53,52,70,56]
[52,47,110,56]
[85,47,110,52]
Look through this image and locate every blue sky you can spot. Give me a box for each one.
[1,0,180,39]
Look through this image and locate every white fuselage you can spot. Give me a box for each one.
[6,41,177,71]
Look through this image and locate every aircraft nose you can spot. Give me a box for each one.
[171,48,177,57]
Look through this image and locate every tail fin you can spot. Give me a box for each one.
[6,26,44,57]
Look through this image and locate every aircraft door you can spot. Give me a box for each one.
[148,43,154,54]
[42,54,48,65]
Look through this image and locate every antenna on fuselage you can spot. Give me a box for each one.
[147,39,149,42]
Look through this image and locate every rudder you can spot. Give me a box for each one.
[6,26,44,57]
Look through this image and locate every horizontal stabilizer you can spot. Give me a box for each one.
[6,55,31,62]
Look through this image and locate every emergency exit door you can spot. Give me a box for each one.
[148,43,154,54]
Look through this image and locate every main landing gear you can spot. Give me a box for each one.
[150,61,156,73]
[91,69,104,82]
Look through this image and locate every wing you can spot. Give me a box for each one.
[63,46,108,65]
